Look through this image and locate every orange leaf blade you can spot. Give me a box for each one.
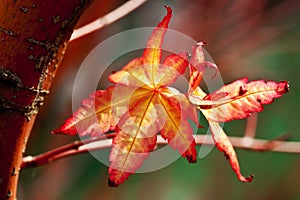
[208,120,253,182]
[142,6,172,66]
[52,86,116,136]
[109,132,157,187]
[198,78,289,122]
[156,53,189,86]
[109,58,147,86]
[188,42,218,92]
[109,7,173,88]
[108,92,162,186]
[159,88,197,163]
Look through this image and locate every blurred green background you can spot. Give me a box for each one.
[19,0,300,199]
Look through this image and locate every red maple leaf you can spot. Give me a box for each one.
[53,6,198,187]
[188,42,289,182]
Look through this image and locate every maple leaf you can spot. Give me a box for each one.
[53,6,198,187]
[188,43,289,182]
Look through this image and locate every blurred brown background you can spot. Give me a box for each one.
[19,0,300,199]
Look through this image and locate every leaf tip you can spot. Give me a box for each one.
[51,117,79,136]
[183,140,197,163]
[108,179,119,187]
[51,126,74,135]
[278,80,289,94]
[239,174,254,183]
[186,154,197,163]
[195,41,207,47]
[164,5,172,15]
[51,129,59,135]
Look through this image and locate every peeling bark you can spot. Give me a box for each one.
[0,0,94,198]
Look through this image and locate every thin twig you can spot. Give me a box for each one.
[244,113,258,138]
[21,133,116,169]
[22,134,300,169]
[261,132,293,150]
[70,0,148,41]
[240,113,258,147]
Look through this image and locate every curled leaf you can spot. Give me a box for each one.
[208,120,253,182]
[188,42,289,183]
[188,42,218,92]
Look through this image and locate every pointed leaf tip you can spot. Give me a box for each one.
[222,150,254,183]
[186,153,197,163]
[239,174,254,183]
[108,179,119,187]
[164,6,172,15]
[52,87,116,136]
[195,41,207,47]
[277,81,289,94]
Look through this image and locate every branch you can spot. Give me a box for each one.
[70,0,148,41]
[22,133,300,169]
[21,133,116,169]
[244,113,258,138]
[0,0,95,198]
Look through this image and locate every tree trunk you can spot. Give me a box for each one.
[0,0,94,198]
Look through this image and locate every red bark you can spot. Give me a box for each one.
[0,0,94,198]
